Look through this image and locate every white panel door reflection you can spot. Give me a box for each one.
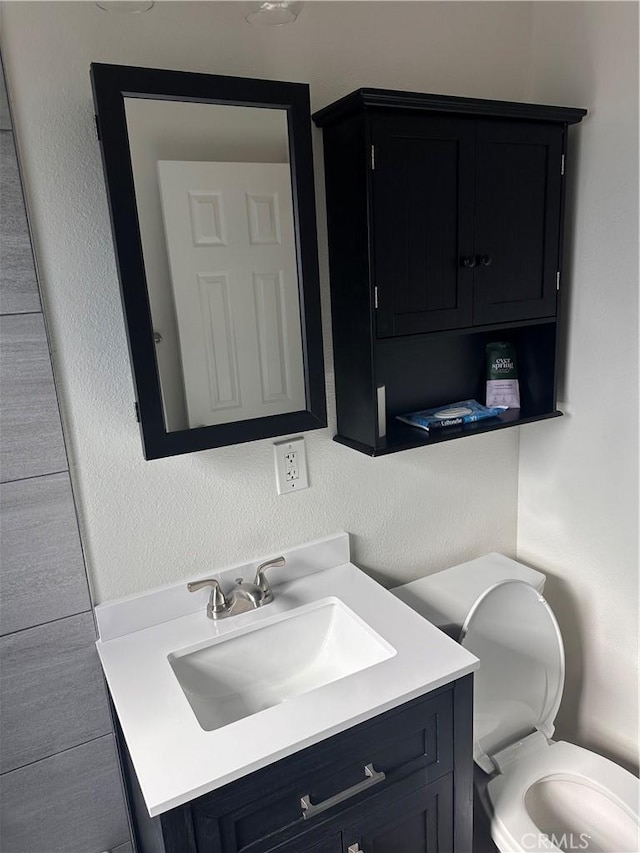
[157,161,305,428]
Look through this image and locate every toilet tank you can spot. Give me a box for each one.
[391,553,546,639]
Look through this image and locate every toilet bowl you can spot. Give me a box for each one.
[392,554,640,853]
[487,740,640,852]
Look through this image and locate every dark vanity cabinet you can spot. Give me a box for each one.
[120,676,473,853]
[312,90,586,455]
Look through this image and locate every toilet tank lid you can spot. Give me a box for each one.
[460,580,565,773]
[391,553,546,634]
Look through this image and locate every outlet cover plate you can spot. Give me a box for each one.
[273,436,309,495]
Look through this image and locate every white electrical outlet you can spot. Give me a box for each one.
[274,436,308,494]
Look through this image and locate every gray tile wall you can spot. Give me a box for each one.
[0,132,40,314]
[0,612,113,773]
[0,312,68,481]
[0,64,10,130]
[0,59,133,853]
[0,472,90,634]
[0,736,131,853]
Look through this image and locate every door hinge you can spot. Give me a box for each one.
[377,385,386,439]
[556,271,561,291]
[134,401,141,423]
[370,144,375,170]
[374,286,378,308]
[94,115,101,142]
[561,154,565,176]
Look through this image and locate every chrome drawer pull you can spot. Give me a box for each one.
[300,763,386,820]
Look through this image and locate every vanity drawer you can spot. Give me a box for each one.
[191,686,453,853]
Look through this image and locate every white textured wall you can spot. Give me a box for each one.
[0,1,532,604]
[2,0,637,774]
[519,2,639,769]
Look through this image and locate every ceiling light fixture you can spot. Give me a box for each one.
[245,1,304,26]
[95,2,154,12]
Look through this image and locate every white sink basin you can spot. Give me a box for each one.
[168,597,396,731]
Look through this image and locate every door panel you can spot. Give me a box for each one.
[372,115,475,337]
[269,828,342,853]
[158,161,306,428]
[473,120,563,324]
[343,774,452,853]
[190,690,453,853]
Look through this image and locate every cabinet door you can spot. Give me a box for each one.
[190,689,452,853]
[269,827,342,853]
[342,774,452,853]
[473,119,564,325]
[372,114,476,337]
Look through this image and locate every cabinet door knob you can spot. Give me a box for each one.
[461,256,476,268]
[478,254,493,266]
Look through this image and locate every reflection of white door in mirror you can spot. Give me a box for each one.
[157,161,305,429]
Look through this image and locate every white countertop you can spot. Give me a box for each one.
[95,534,479,817]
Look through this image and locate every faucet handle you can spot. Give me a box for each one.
[187,578,228,617]
[254,556,286,603]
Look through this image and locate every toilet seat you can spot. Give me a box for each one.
[460,580,565,774]
[460,580,640,852]
[488,741,640,853]
[392,558,640,851]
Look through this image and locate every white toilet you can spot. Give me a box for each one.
[392,553,640,853]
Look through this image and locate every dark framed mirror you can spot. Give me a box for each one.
[90,63,326,460]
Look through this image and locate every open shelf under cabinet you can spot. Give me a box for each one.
[336,409,563,457]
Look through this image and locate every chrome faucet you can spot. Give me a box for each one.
[254,555,286,604]
[186,577,229,619]
[187,556,286,619]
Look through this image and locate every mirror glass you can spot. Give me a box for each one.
[125,98,305,432]
[91,64,326,459]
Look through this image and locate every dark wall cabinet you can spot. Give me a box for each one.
[373,115,563,336]
[313,90,586,455]
[120,676,473,853]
